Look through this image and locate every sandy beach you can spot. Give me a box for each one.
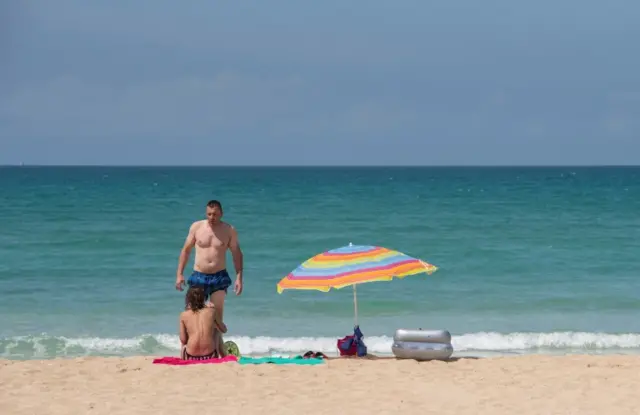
[1,355,639,415]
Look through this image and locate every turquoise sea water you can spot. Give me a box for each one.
[1,166,639,359]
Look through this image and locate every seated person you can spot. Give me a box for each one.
[179,286,228,360]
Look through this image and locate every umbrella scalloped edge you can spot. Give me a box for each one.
[276,263,438,294]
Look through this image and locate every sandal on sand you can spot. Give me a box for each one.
[302,350,328,359]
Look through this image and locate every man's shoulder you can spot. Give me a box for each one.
[190,220,206,230]
[212,221,235,233]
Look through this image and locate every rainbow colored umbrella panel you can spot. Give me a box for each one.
[277,244,438,325]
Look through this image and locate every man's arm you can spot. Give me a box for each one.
[177,222,198,278]
[228,225,243,280]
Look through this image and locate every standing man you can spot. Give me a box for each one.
[176,199,243,324]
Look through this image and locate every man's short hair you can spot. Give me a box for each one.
[206,200,223,210]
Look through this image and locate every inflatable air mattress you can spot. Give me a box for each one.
[392,328,454,361]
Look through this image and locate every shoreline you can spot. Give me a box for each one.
[4,347,640,361]
[5,349,640,361]
[4,330,640,360]
[2,354,640,414]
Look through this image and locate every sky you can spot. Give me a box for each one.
[0,0,638,165]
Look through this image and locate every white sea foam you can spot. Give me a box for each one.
[3,332,640,359]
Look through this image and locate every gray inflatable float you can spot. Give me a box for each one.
[392,329,454,361]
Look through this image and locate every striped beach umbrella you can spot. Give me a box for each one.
[276,243,438,325]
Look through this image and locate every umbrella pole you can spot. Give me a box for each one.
[353,283,358,326]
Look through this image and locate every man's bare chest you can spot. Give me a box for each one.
[195,227,229,249]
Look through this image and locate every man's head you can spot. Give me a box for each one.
[185,286,206,312]
[206,200,223,225]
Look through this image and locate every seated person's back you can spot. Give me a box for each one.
[179,286,217,360]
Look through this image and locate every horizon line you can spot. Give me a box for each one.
[1,164,639,168]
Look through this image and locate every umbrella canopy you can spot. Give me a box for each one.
[277,244,438,293]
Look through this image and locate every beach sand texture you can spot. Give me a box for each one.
[2,355,639,415]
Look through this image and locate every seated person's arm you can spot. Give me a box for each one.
[211,306,227,333]
[179,314,188,345]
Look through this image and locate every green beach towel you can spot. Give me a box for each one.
[238,356,324,365]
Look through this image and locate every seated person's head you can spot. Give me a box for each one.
[185,286,206,311]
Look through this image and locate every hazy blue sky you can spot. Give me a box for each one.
[1,0,638,165]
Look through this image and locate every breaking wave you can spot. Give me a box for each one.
[2,331,640,359]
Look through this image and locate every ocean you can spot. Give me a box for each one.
[1,166,639,360]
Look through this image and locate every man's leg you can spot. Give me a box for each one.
[211,289,227,356]
[210,271,232,357]
[209,270,231,328]
[211,290,226,322]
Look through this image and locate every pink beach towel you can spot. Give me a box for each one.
[152,355,238,365]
